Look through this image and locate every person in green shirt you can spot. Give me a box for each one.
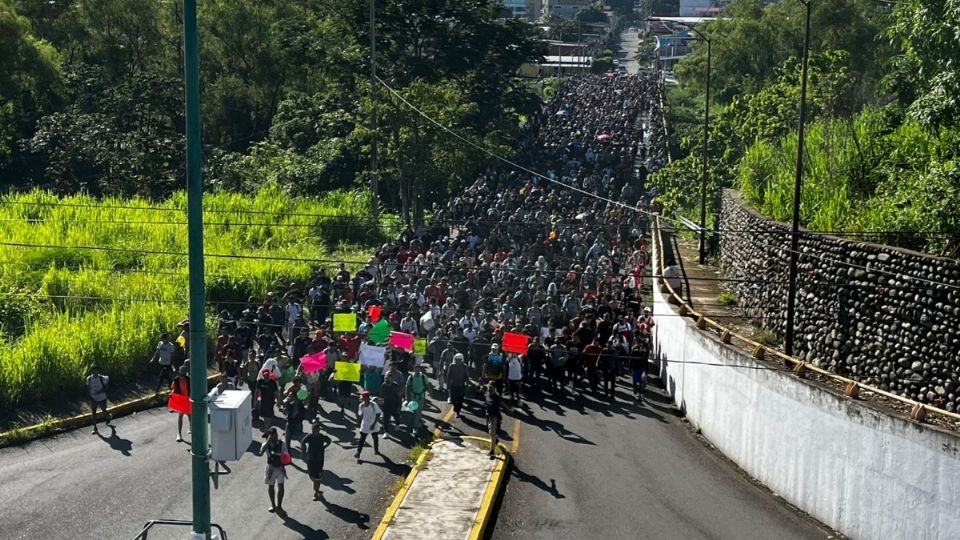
[405,364,430,435]
[363,365,383,397]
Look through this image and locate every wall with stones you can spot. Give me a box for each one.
[650,254,960,540]
[718,190,960,411]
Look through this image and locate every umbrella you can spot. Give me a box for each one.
[597,133,612,141]
[300,351,328,374]
[556,110,570,117]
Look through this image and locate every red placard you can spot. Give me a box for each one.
[502,332,529,354]
[369,305,382,322]
[168,392,192,415]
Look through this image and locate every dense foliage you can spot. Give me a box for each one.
[0,0,545,222]
[0,185,389,407]
[652,0,960,256]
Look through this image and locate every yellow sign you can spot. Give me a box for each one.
[334,361,361,382]
[414,338,427,356]
[333,312,357,332]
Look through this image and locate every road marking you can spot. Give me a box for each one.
[511,415,521,454]
[432,406,455,439]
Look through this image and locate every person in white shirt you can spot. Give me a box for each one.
[355,391,382,460]
[507,354,523,405]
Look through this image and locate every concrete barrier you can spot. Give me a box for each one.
[651,242,960,540]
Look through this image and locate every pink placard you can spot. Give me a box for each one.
[389,331,415,351]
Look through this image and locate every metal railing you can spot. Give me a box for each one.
[653,216,960,426]
[131,519,227,540]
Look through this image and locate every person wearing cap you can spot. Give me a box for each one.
[355,390,382,460]
[484,343,505,392]
[484,382,502,458]
[301,421,332,501]
[446,353,470,417]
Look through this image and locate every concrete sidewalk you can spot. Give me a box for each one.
[373,437,508,540]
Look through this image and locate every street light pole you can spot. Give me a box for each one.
[699,37,711,264]
[182,0,211,537]
[369,0,380,221]
[785,0,812,357]
[648,17,711,263]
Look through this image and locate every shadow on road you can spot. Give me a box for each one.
[97,426,133,456]
[320,496,370,530]
[281,513,330,539]
[511,464,566,499]
[321,470,356,494]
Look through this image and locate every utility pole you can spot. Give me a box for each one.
[369,0,380,221]
[785,0,812,358]
[182,0,211,538]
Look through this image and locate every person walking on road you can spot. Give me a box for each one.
[355,390,382,460]
[485,382,502,458]
[405,364,429,435]
[260,427,288,516]
[151,333,176,394]
[86,365,112,435]
[257,369,280,433]
[599,341,619,402]
[283,383,306,452]
[301,421,332,501]
[446,353,469,418]
[507,353,523,406]
[381,365,403,432]
[630,341,650,402]
[171,364,190,442]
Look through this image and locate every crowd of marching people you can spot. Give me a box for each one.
[121,72,669,515]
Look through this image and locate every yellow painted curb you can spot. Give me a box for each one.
[370,437,434,540]
[0,373,219,447]
[461,436,511,540]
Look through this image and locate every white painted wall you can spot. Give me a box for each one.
[651,241,960,540]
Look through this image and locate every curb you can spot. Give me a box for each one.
[0,373,219,449]
[370,435,511,540]
[462,436,511,540]
[370,438,434,540]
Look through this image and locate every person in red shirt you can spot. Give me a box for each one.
[583,338,602,395]
[339,333,360,361]
[171,364,190,442]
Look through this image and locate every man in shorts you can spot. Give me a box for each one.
[260,427,288,516]
[302,421,332,501]
[86,365,112,434]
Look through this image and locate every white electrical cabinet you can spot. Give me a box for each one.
[208,389,252,462]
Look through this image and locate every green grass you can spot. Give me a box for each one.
[0,183,392,408]
[752,329,779,347]
[716,291,738,306]
[406,441,429,464]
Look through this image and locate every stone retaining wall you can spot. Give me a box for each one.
[718,190,960,411]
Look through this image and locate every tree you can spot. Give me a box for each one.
[888,0,960,126]
[0,2,61,160]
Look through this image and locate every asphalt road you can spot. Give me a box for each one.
[619,27,642,75]
[1,375,834,540]
[489,378,835,540]
[0,402,425,540]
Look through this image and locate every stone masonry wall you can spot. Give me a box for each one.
[719,190,960,411]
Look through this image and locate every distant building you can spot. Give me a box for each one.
[679,0,729,17]
[541,0,592,19]
[502,0,527,19]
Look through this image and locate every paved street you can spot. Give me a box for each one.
[490,379,834,540]
[0,404,422,540]
[0,376,834,540]
[619,26,642,74]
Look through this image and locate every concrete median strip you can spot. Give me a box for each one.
[0,373,219,448]
[372,436,511,540]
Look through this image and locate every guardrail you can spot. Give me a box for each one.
[653,216,960,426]
[131,519,227,540]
